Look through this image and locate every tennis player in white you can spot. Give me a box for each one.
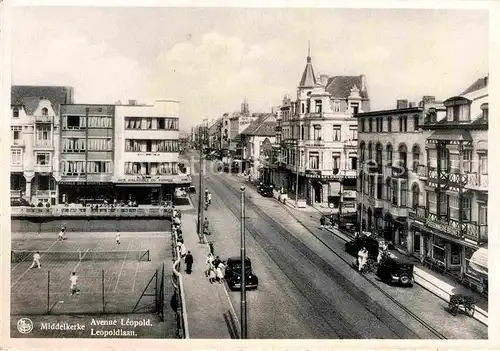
[70,272,79,295]
[30,251,41,269]
[116,232,121,245]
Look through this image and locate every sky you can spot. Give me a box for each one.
[11,6,488,132]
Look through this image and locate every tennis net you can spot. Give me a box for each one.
[11,249,150,262]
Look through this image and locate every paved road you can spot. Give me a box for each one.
[188,153,487,339]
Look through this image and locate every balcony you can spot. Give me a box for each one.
[35,190,57,197]
[12,139,25,147]
[33,140,53,149]
[33,164,53,173]
[11,190,21,198]
[301,139,325,147]
[465,173,488,191]
[463,222,488,244]
[425,213,460,237]
[304,112,325,119]
[428,167,438,180]
[34,115,53,123]
[408,205,426,222]
[416,164,427,179]
[368,197,384,209]
[389,204,408,218]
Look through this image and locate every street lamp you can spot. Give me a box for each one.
[295,141,300,207]
[197,126,205,239]
[240,185,248,339]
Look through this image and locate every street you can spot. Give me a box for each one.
[187,152,487,339]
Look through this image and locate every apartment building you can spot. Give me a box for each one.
[58,104,115,204]
[228,99,259,154]
[10,86,74,205]
[207,118,221,150]
[278,53,369,210]
[114,99,190,204]
[220,113,231,150]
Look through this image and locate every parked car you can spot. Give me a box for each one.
[345,235,380,260]
[225,256,259,291]
[259,184,274,197]
[376,256,414,286]
[10,198,30,207]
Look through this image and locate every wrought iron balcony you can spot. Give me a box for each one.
[416,164,427,179]
[408,205,427,222]
[463,222,488,244]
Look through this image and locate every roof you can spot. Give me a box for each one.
[461,76,488,95]
[12,85,74,115]
[298,56,317,87]
[325,75,369,99]
[427,129,472,141]
[356,107,421,118]
[241,113,276,136]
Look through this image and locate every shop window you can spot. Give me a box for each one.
[432,236,446,264]
[450,243,461,266]
[398,227,407,247]
[413,231,421,253]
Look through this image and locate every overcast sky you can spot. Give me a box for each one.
[12,6,488,131]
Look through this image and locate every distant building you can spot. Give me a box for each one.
[10,85,74,205]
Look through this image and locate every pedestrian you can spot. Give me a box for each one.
[358,247,368,272]
[207,192,212,205]
[58,228,65,241]
[185,251,194,274]
[69,272,79,295]
[208,267,216,283]
[30,251,41,269]
[213,256,221,270]
[320,216,326,230]
[205,253,214,277]
[179,242,187,258]
[116,231,120,245]
[174,216,181,226]
[216,261,225,283]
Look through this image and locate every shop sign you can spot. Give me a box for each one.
[426,219,459,237]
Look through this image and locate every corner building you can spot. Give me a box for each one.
[113,99,190,204]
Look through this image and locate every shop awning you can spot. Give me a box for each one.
[468,247,488,277]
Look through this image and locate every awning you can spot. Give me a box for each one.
[115,183,161,187]
[427,130,472,142]
[468,247,488,277]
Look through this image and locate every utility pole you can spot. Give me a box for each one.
[197,126,204,237]
[240,185,247,339]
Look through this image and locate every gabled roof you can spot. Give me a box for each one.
[325,75,369,99]
[11,85,74,115]
[241,113,276,136]
[461,76,488,95]
[298,56,317,88]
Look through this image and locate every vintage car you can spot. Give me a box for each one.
[259,184,274,197]
[376,256,414,286]
[225,257,259,291]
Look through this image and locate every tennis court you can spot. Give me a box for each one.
[11,231,169,316]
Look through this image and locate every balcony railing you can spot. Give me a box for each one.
[389,205,408,218]
[11,206,173,218]
[33,164,53,173]
[417,164,427,179]
[408,205,426,222]
[304,112,325,119]
[34,140,53,148]
[11,190,21,198]
[463,222,488,243]
[465,173,488,190]
[12,139,25,147]
[34,115,53,123]
[34,190,57,197]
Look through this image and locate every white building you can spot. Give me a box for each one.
[113,99,190,204]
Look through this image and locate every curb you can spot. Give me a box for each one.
[323,226,488,326]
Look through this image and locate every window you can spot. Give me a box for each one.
[333,125,341,141]
[157,118,165,129]
[385,178,391,200]
[375,144,383,169]
[462,150,472,173]
[387,117,392,132]
[315,100,322,113]
[479,154,488,174]
[369,175,375,197]
[351,103,359,115]
[41,107,48,116]
[349,126,357,140]
[11,149,22,165]
[449,153,459,173]
[36,126,50,141]
[36,153,50,165]
[412,145,420,172]
[432,236,446,264]
[63,138,86,152]
[411,183,420,208]
[439,192,448,217]
[376,175,383,199]
[378,118,384,132]
[461,197,471,221]
[392,179,398,205]
[413,115,419,131]
[350,156,357,170]
[87,161,112,173]
[332,152,340,171]
[399,117,403,132]
[428,191,437,214]
[369,119,373,132]
[309,152,319,169]
[301,103,305,114]
[450,243,461,265]
[428,149,438,168]
[67,116,81,129]
[63,161,86,175]
[438,146,449,171]
[449,196,459,220]
[13,108,19,118]
[479,203,488,225]
[359,142,365,162]
[360,119,365,133]
[398,145,407,169]
[334,101,340,112]
[399,116,407,132]
[301,125,305,140]
[386,144,393,166]
[368,143,373,160]
[313,125,321,141]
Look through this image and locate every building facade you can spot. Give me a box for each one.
[113,99,190,204]
[276,53,369,210]
[58,104,116,204]
[10,86,74,205]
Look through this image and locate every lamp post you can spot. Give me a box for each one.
[197,126,205,237]
[295,141,300,207]
[240,185,248,339]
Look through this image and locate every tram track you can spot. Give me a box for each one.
[210,173,447,339]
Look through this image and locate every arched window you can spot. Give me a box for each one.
[359,141,366,163]
[13,108,19,118]
[386,144,393,166]
[41,107,48,116]
[375,143,383,171]
[360,118,365,133]
[398,143,407,169]
[368,142,373,160]
[412,144,420,172]
[412,183,420,209]
[385,177,391,200]
[301,125,305,140]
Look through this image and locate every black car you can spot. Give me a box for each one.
[376,256,414,286]
[259,184,274,197]
[225,257,259,291]
[345,235,380,260]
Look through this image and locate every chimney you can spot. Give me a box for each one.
[128,99,137,106]
[360,74,366,92]
[319,74,329,86]
[409,102,417,108]
[422,96,436,104]
[484,75,488,86]
[396,99,409,109]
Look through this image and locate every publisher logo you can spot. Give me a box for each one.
[17,318,33,334]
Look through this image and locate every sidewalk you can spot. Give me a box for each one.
[179,212,237,338]
[243,178,488,326]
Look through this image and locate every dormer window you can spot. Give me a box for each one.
[444,97,471,122]
[13,107,19,118]
[41,107,48,116]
